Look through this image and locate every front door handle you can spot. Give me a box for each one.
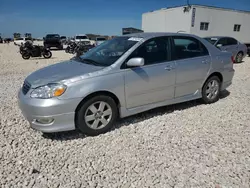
[164,65,174,71]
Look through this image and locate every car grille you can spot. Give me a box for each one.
[22,81,31,95]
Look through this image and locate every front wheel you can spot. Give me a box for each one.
[201,76,221,104]
[22,52,30,60]
[43,51,52,59]
[76,95,118,136]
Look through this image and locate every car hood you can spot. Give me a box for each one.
[25,59,104,88]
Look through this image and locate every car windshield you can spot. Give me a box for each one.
[204,37,218,45]
[78,36,140,66]
[97,37,106,41]
[46,34,60,38]
[16,38,23,40]
[76,36,88,39]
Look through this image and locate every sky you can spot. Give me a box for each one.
[0,0,250,38]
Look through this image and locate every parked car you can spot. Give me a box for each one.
[14,37,33,46]
[60,36,67,43]
[204,36,248,63]
[43,34,63,50]
[247,47,250,57]
[95,37,106,46]
[4,38,12,43]
[74,34,90,43]
[18,33,234,136]
[0,36,3,43]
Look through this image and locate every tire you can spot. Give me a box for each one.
[22,52,30,60]
[201,76,221,104]
[235,52,243,63]
[75,95,118,136]
[43,51,52,59]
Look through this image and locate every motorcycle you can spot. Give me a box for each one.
[65,41,77,54]
[65,41,95,55]
[19,42,31,54]
[75,42,95,56]
[21,43,52,60]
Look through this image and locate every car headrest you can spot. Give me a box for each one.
[187,43,199,51]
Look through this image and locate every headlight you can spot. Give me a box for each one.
[30,84,67,99]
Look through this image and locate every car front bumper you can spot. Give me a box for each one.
[18,89,82,133]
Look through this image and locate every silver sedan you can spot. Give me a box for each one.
[204,36,248,63]
[18,33,235,136]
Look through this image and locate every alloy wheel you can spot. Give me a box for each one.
[206,80,219,100]
[84,101,112,130]
[236,53,243,63]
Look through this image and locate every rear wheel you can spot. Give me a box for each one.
[201,76,221,104]
[76,95,118,136]
[235,52,243,63]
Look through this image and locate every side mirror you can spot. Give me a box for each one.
[126,58,144,67]
[216,44,222,47]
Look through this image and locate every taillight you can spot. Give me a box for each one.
[231,56,234,63]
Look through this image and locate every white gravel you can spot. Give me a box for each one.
[0,43,250,188]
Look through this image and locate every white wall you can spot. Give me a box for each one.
[142,7,192,33]
[190,6,250,43]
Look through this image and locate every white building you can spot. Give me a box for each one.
[142,5,250,44]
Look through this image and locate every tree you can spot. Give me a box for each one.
[13,33,21,39]
[24,33,32,38]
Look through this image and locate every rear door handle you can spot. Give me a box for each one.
[201,60,209,64]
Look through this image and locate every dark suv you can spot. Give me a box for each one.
[43,34,63,50]
[0,36,3,43]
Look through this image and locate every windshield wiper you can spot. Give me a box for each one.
[80,58,104,66]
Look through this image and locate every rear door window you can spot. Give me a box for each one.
[172,36,209,60]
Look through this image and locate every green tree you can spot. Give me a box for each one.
[24,33,32,38]
[13,33,21,39]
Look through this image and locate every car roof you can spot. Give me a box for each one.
[204,36,236,39]
[121,32,200,39]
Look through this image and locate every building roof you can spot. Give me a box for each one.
[192,4,250,14]
[145,4,250,14]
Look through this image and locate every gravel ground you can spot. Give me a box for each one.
[0,43,249,188]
